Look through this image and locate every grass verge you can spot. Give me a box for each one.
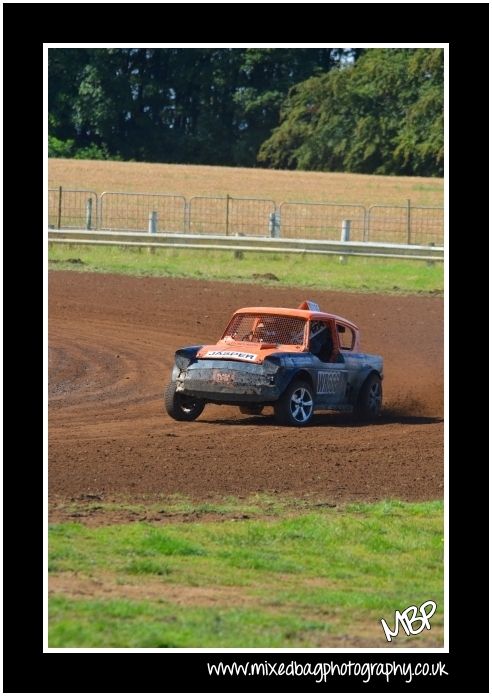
[49,498,444,648]
[48,244,443,294]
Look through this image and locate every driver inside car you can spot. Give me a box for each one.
[310,321,334,362]
[254,319,276,343]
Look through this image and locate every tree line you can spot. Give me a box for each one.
[49,48,443,177]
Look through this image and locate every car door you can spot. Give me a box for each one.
[311,321,348,407]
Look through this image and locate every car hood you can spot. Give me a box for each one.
[196,342,304,364]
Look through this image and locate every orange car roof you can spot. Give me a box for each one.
[234,307,359,331]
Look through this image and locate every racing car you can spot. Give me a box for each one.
[165,300,383,426]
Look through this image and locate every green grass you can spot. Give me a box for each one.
[48,244,443,294]
[49,499,444,647]
[50,597,329,648]
[52,491,329,521]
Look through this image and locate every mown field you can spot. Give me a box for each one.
[49,498,444,648]
[48,159,444,207]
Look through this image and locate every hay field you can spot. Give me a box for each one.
[48,159,444,207]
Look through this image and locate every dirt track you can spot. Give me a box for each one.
[49,272,443,508]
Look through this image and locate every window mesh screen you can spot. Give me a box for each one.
[223,314,306,345]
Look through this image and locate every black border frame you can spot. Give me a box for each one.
[2,19,488,694]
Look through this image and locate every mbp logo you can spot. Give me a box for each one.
[381,600,436,642]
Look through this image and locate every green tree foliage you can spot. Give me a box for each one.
[258,49,443,176]
[49,48,442,176]
[48,47,354,166]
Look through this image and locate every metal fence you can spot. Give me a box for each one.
[48,188,98,229]
[367,204,444,245]
[188,196,276,236]
[100,191,186,232]
[48,229,444,261]
[47,187,444,245]
[279,202,367,241]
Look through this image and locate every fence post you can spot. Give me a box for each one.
[406,199,411,245]
[57,186,62,230]
[269,212,280,238]
[184,200,190,234]
[363,208,369,242]
[99,192,104,230]
[148,211,158,234]
[148,211,157,255]
[85,198,93,230]
[339,219,351,264]
[234,233,245,260]
[426,242,436,267]
[225,194,230,236]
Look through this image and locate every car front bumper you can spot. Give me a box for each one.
[174,359,287,404]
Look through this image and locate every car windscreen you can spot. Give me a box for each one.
[222,314,307,345]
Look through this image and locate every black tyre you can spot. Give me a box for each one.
[164,382,205,421]
[354,373,382,421]
[239,405,264,416]
[274,379,314,426]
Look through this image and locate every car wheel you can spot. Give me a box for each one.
[274,379,314,426]
[164,382,205,421]
[354,373,382,421]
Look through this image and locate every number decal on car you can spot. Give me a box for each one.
[214,371,234,383]
[317,371,341,394]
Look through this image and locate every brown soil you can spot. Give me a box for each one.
[49,573,254,607]
[49,272,443,509]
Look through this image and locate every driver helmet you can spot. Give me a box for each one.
[256,318,275,340]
